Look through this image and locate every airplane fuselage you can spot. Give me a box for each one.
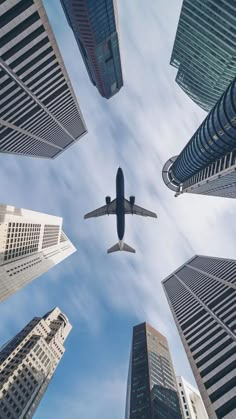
[116,168,125,241]
[84,167,157,253]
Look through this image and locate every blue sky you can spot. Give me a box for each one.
[1,0,236,418]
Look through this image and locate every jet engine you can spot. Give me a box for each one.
[130,196,135,205]
[106,196,111,205]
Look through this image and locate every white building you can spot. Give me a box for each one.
[177,376,208,419]
[0,204,76,302]
[0,307,72,418]
[162,255,236,419]
[0,0,87,158]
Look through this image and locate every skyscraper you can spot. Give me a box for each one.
[0,204,76,302]
[60,0,123,99]
[0,0,87,158]
[176,376,208,419]
[162,77,236,199]
[125,322,182,419]
[0,307,72,419]
[171,0,236,112]
[162,255,236,419]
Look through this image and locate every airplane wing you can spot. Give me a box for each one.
[124,199,157,218]
[84,199,116,219]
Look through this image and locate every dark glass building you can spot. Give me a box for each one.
[162,77,236,198]
[152,386,183,419]
[162,255,236,419]
[60,0,123,99]
[125,322,182,419]
[171,0,236,112]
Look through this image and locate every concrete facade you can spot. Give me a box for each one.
[176,376,209,419]
[0,0,87,158]
[0,204,76,302]
[0,307,72,418]
[162,255,236,419]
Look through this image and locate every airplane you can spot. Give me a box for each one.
[84,168,157,254]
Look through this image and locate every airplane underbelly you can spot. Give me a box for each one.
[117,210,125,240]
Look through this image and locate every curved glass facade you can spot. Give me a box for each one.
[171,77,236,183]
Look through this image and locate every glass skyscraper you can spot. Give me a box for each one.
[162,255,236,419]
[171,0,236,111]
[162,77,236,199]
[61,0,123,99]
[125,322,182,419]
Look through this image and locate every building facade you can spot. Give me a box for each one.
[171,0,236,112]
[162,255,236,419]
[60,0,123,99]
[162,77,236,199]
[176,376,208,419]
[0,307,72,419]
[0,0,87,159]
[125,322,182,419]
[0,204,76,302]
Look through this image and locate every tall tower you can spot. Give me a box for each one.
[60,0,123,99]
[0,0,87,159]
[176,376,208,419]
[162,255,236,419]
[125,322,182,419]
[170,0,236,112]
[162,77,236,199]
[0,307,72,419]
[0,204,76,302]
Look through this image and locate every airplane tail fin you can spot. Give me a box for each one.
[107,243,120,254]
[122,242,136,253]
[107,242,136,254]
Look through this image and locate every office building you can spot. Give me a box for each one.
[125,322,182,419]
[0,0,87,159]
[0,307,71,419]
[60,0,123,99]
[171,0,236,112]
[176,376,208,419]
[0,204,76,302]
[162,77,236,199]
[162,255,236,419]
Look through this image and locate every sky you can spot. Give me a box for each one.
[1,0,236,418]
